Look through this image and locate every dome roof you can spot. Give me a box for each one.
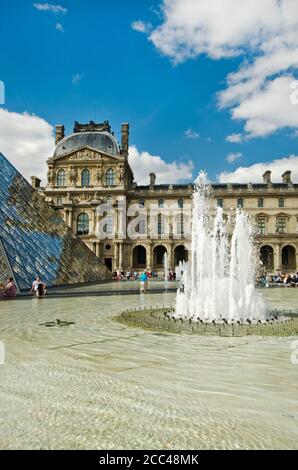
[53,131,120,158]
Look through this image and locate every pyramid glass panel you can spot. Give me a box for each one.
[0,153,110,291]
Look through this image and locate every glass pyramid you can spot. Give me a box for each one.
[0,152,111,291]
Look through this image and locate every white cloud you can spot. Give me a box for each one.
[148,0,298,138]
[72,73,84,85]
[55,22,64,32]
[0,110,193,186]
[128,145,194,184]
[0,109,55,183]
[229,75,298,138]
[226,152,242,164]
[226,133,242,143]
[131,20,152,34]
[33,3,67,14]
[184,128,200,139]
[218,154,298,183]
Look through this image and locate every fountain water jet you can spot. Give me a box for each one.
[175,171,266,322]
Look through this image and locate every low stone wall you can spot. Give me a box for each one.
[114,307,298,337]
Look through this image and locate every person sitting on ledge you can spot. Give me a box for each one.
[1,277,17,298]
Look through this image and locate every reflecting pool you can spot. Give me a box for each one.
[0,285,297,449]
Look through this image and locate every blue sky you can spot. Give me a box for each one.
[1,0,298,184]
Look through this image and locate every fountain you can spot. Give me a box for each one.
[175,171,266,322]
[116,172,298,336]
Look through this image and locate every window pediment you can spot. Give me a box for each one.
[255,212,269,221]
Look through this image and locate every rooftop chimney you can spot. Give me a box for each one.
[55,124,65,145]
[282,170,291,184]
[263,170,271,184]
[31,176,41,189]
[121,123,129,158]
[149,172,156,188]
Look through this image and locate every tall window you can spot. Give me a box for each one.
[278,196,285,208]
[106,168,115,186]
[158,199,164,208]
[139,199,145,207]
[217,198,223,208]
[56,169,66,187]
[157,214,165,235]
[257,217,266,235]
[176,214,184,235]
[178,198,184,209]
[136,217,146,235]
[276,217,286,234]
[81,169,91,187]
[237,197,244,208]
[57,196,63,205]
[77,213,89,235]
[103,215,113,234]
[258,197,264,208]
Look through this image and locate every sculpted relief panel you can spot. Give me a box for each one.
[68,149,101,161]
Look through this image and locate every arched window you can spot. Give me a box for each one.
[276,216,286,234]
[178,198,184,209]
[217,198,223,208]
[103,215,113,234]
[136,217,146,235]
[278,196,285,208]
[139,198,145,207]
[237,197,244,208]
[56,169,66,187]
[157,213,165,235]
[106,168,115,186]
[176,213,184,235]
[81,169,91,187]
[158,198,164,208]
[257,217,266,235]
[258,197,264,208]
[77,213,89,235]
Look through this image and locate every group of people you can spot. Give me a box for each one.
[113,270,159,280]
[259,271,298,287]
[0,276,46,299]
[113,270,177,281]
[273,272,298,286]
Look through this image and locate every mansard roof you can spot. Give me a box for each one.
[53,131,120,159]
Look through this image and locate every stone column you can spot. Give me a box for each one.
[92,208,97,235]
[118,241,123,271]
[68,208,73,229]
[168,242,173,271]
[274,244,281,271]
[147,242,153,271]
[114,243,119,271]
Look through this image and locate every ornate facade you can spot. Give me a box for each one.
[36,120,298,274]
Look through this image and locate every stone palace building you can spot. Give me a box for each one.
[34,120,298,274]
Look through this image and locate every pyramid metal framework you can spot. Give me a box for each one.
[0,152,111,291]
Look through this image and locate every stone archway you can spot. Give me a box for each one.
[282,245,296,271]
[153,245,167,270]
[132,245,147,269]
[260,245,274,270]
[174,245,188,266]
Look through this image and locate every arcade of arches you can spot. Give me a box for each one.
[130,244,189,271]
[260,244,297,272]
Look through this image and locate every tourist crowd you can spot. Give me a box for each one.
[112,270,177,281]
[259,271,298,287]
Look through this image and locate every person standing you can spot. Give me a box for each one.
[140,271,148,293]
[30,276,46,297]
